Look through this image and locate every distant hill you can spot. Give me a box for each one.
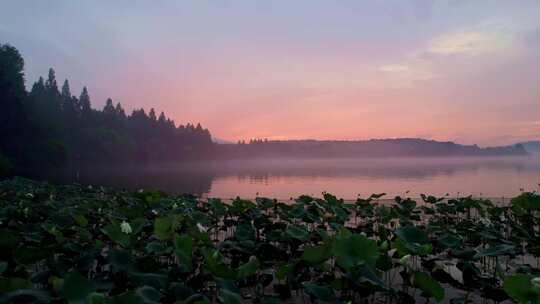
[520,141,540,154]
[218,138,528,158]
[212,137,234,144]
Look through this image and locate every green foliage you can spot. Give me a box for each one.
[62,271,95,304]
[285,224,310,241]
[154,216,176,240]
[332,234,379,270]
[474,244,516,259]
[174,234,193,272]
[0,277,31,293]
[503,275,540,303]
[0,289,51,304]
[0,178,539,303]
[394,226,432,256]
[303,283,336,302]
[219,289,242,304]
[102,222,131,247]
[302,241,333,264]
[413,272,445,302]
[237,256,260,278]
[512,192,540,212]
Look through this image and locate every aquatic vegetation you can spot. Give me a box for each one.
[0,178,539,303]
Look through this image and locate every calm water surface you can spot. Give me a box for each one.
[51,156,540,200]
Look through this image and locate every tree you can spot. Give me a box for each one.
[115,102,126,119]
[79,86,92,127]
[166,118,175,129]
[61,79,78,124]
[0,44,26,102]
[61,79,71,100]
[44,68,61,114]
[30,77,45,96]
[102,98,117,128]
[148,108,157,122]
[45,68,58,93]
[0,44,26,167]
[0,44,66,171]
[0,43,216,173]
[103,98,115,116]
[28,76,46,120]
[158,111,167,124]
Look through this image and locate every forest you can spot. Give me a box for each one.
[221,139,528,159]
[0,42,530,180]
[0,44,213,177]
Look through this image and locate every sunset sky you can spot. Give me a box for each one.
[2,1,540,146]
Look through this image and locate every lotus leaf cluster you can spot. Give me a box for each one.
[1,178,540,303]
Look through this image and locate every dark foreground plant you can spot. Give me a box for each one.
[0,177,539,303]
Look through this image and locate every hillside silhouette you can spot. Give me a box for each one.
[0,43,529,178]
[220,139,527,159]
[0,43,213,176]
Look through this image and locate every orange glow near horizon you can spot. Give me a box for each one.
[4,1,540,146]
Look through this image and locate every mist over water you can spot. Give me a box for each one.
[49,156,540,200]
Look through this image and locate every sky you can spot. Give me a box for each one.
[1,1,539,146]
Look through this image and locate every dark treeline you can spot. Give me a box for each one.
[219,138,528,158]
[0,43,531,178]
[521,141,540,154]
[0,43,213,176]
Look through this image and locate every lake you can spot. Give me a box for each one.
[47,156,540,200]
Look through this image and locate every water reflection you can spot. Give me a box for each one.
[47,156,540,199]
